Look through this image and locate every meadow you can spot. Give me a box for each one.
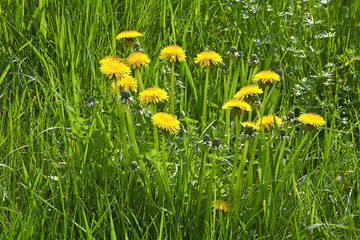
[1,0,360,239]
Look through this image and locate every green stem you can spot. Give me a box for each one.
[125,105,139,155]
[135,68,145,92]
[207,149,217,207]
[201,66,210,133]
[220,75,227,121]
[170,62,175,115]
[260,86,269,115]
[118,106,130,162]
[230,115,241,195]
[226,60,233,99]
[152,104,159,153]
[95,111,114,149]
[161,132,171,195]
[224,61,233,144]
[114,78,129,161]
[234,139,249,198]
[196,147,208,217]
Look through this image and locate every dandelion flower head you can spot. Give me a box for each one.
[100,55,124,65]
[194,51,223,67]
[116,30,143,40]
[213,200,229,212]
[234,85,263,100]
[111,76,138,94]
[126,52,151,69]
[222,99,251,111]
[160,45,186,63]
[253,70,280,85]
[257,114,283,130]
[152,112,181,135]
[139,87,169,105]
[241,121,260,130]
[100,58,130,79]
[298,113,326,127]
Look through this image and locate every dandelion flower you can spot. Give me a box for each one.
[112,76,138,94]
[253,70,280,85]
[234,85,264,100]
[222,99,251,111]
[152,112,180,135]
[100,55,124,65]
[139,87,169,105]
[126,52,151,69]
[100,58,130,79]
[257,114,283,130]
[298,113,326,127]
[194,51,223,67]
[241,121,260,130]
[213,200,229,212]
[160,45,186,63]
[116,30,143,40]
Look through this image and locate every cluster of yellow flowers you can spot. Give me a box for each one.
[222,69,326,131]
[100,30,326,137]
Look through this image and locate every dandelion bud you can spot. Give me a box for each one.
[249,54,259,67]
[130,161,139,170]
[244,126,254,136]
[203,134,211,142]
[249,94,260,103]
[286,111,295,120]
[121,90,131,100]
[229,46,237,53]
[133,42,142,52]
[227,46,240,59]
[211,138,221,148]
[276,68,284,76]
[249,54,258,61]
[280,129,286,137]
[219,63,229,73]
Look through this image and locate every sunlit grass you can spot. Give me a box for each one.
[1,0,360,239]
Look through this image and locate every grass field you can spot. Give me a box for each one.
[1,0,360,239]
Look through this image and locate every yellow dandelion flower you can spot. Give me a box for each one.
[241,121,260,130]
[139,87,169,105]
[234,85,263,100]
[99,55,124,65]
[194,51,223,67]
[118,76,138,92]
[100,58,130,79]
[213,200,229,212]
[159,45,186,63]
[257,114,283,130]
[253,70,280,84]
[116,30,143,40]
[222,99,251,111]
[126,52,151,69]
[298,113,326,127]
[152,112,180,135]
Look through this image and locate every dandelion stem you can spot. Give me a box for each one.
[114,78,129,161]
[196,146,208,218]
[234,139,249,198]
[201,66,210,132]
[170,62,175,115]
[230,114,241,195]
[135,68,145,92]
[125,105,139,155]
[152,104,159,153]
[260,85,269,115]
[224,60,233,145]
[118,106,130,162]
[95,111,114,149]
[161,132,171,195]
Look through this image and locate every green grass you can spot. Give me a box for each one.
[1,0,360,239]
